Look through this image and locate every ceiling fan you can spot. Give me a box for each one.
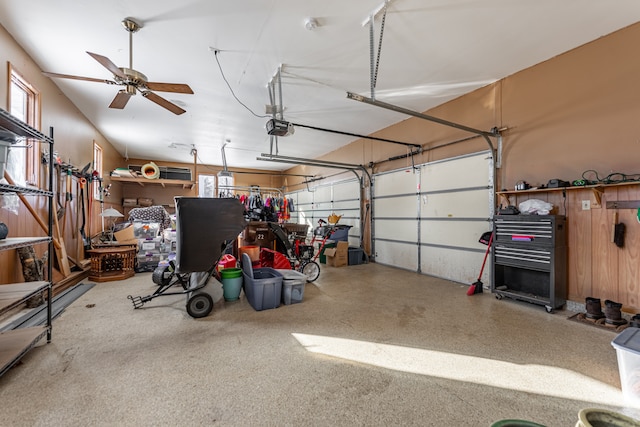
[42,17,193,115]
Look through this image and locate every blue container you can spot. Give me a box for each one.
[241,253,283,311]
[348,247,365,265]
[329,225,351,242]
[276,269,307,305]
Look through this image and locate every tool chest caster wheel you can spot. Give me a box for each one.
[545,305,553,313]
[495,294,503,300]
[186,293,213,318]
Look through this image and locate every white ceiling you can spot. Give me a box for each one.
[1,0,639,171]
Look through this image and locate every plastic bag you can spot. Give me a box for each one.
[518,199,553,215]
[0,178,19,215]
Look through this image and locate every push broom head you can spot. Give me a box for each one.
[467,279,484,295]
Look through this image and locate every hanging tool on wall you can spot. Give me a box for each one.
[612,211,626,248]
[55,165,65,221]
[62,165,72,235]
[78,176,90,252]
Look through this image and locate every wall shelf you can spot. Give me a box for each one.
[110,176,195,189]
[496,181,640,207]
[0,281,49,313]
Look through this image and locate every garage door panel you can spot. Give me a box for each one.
[420,220,491,248]
[313,186,332,202]
[333,180,359,199]
[374,219,417,242]
[296,191,313,205]
[332,200,359,211]
[421,246,489,285]
[421,153,491,191]
[421,190,489,218]
[374,196,416,218]
[375,170,418,196]
[374,240,418,271]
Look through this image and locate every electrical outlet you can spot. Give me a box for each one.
[582,200,591,210]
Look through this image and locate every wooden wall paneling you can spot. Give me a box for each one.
[567,189,592,302]
[546,191,566,216]
[616,185,640,310]
[590,188,619,302]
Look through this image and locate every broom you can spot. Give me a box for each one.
[467,231,493,295]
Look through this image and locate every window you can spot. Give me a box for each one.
[198,174,216,198]
[217,171,234,198]
[93,142,103,200]
[8,64,40,185]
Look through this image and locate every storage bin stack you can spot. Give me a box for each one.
[134,222,170,272]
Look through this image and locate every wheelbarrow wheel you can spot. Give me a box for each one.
[301,261,320,282]
[186,293,213,318]
[152,265,173,286]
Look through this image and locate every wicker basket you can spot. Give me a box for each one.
[88,247,136,282]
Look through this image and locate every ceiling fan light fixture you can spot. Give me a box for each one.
[121,17,142,33]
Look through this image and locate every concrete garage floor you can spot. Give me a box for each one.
[1,262,639,426]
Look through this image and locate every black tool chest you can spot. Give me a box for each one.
[491,215,567,312]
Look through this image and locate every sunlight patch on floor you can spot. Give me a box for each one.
[292,333,624,407]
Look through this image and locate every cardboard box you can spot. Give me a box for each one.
[113,225,137,245]
[137,197,153,207]
[324,241,349,267]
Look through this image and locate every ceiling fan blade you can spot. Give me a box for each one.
[142,91,186,115]
[145,82,194,94]
[42,71,116,85]
[87,51,127,80]
[109,90,132,109]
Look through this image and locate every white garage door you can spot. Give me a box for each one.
[373,151,493,284]
[287,178,361,246]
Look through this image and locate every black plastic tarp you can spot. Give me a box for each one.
[174,197,247,273]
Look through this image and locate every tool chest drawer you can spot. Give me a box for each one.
[494,215,566,247]
[493,244,552,271]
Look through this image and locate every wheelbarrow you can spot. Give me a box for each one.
[127,197,247,318]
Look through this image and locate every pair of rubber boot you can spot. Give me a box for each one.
[585,297,627,326]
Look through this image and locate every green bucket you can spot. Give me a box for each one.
[221,268,243,301]
[220,267,242,279]
[491,420,546,427]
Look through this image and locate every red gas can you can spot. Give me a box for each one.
[217,254,237,272]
